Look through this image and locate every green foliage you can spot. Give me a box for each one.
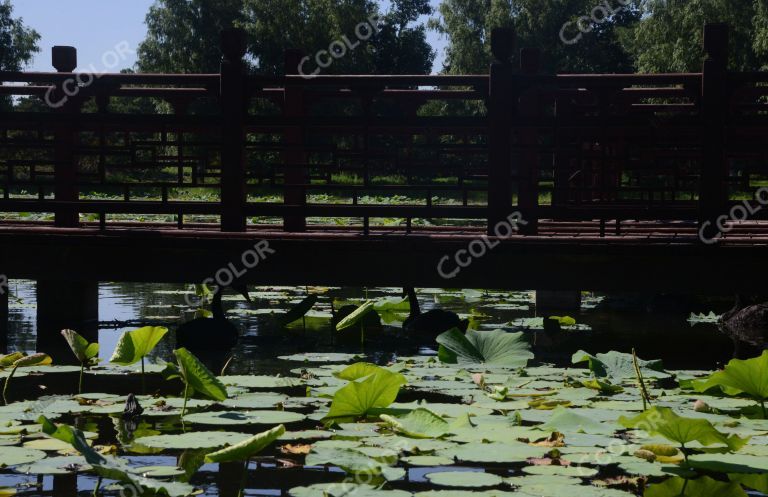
[693,351,768,417]
[137,0,245,73]
[60,330,99,364]
[39,416,194,496]
[335,301,375,331]
[436,328,532,367]
[323,363,406,422]
[204,424,285,463]
[0,0,39,111]
[430,0,638,74]
[644,475,747,497]
[624,0,768,73]
[572,350,667,380]
[138,0,434,77]
[173,348,228,402]
[380,408,450,438]
[280,295,318,326]
[61,329,99,394]
[619,407,750,459]
[109,326,168,366]
[3,353,52,405]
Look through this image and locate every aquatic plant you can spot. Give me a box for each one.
[109,326,169,392]
[2,353,51,405]
[280,294,318,328]
[619,407,750,464]
[60,329,99,394]
[323,363,406,423]
[693,350,768,418]
[436,328,533,367]
[335,300,375,349]
[163,347,228,423]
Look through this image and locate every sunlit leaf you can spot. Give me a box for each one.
[109,326,168,366]
[204,424,285,463]
[61,329,98,363]
[436,328,532,367]
[618,407,749,452]
[174,348,228,402]
[336,301,375,331]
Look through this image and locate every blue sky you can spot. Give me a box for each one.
[11,0,447,73]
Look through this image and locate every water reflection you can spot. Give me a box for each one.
[4,282,758,371]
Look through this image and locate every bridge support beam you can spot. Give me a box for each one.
[0,286,7,354]
[536,290,581,316]
[36,280,98,359]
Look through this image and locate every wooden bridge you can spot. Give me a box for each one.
[2,23,768,349]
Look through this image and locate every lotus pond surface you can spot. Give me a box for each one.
[0,282,765,496]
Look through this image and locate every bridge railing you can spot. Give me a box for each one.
[1,23,767,238]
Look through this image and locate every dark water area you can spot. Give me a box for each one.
[5,281,745,372]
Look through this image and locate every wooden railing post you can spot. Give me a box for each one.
[488,28,517,236]
[517,47,541,235]
[220,28,248,232]
[699,23,729,239]
[52,46,79,227]
[283,49,307,232]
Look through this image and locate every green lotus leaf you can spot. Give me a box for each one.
[183,410,304,426]
[290,483,411,497]
[60,329,98,363]
[280,295,318,326]
[134,431,250,450]
[0,353,23,368]
[426,471,503,488]
[437,441,549,464]
[335,300,375,331]
[334,362,392,381]
[109,326,168,366]
[174,348,227,402]
[14,455,91,475]
[729,473,768,493]
[692,351,768,414]
[644,475,747,497]
[0,446,47,467]
[687,453,768,473]
[572,350,667,380]
[324,364,406,422]
[305,446,391,475]
[618,407,750,452]
[380,407,450,438]
[13,353,52,367]
[538,406,615,435]
[204,424,285,463]
[436,328,533,367]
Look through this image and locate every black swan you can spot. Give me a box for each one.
[176,283,251,351]
[719,295,768,357]
[402,287,468,336]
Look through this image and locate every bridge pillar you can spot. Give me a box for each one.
[536,290,581,316]
[0,284,8,354]
[36,280,98,360]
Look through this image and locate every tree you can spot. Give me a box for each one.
[0,0,39,72]
[137,0,434,76]
[137,0,245,73]
[430,0,639,74]
[0,0,40,110]
[623,0,768,72]
[240,0,434,76]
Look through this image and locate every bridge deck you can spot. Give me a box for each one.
[2,220,766,292]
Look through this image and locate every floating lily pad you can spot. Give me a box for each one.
[0,446,47,467]
[220,376,302,389]
[183,410,305,426]
[426,471,504,488]
[134,431,249,449]
[14,455,91,475]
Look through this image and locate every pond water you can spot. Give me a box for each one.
[0,283,765,497]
